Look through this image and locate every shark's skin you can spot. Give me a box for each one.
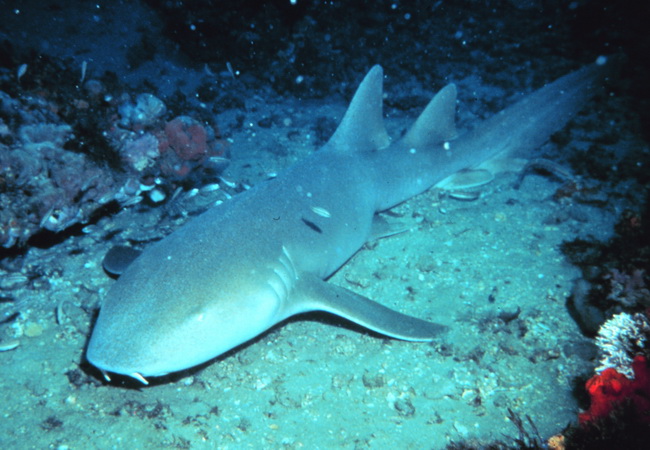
[87,59,613,384]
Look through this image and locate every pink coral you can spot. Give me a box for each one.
[157,115,229,179]
[163,116,209,161]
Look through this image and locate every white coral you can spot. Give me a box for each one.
[118,93,166,128]
[595,312,650,379]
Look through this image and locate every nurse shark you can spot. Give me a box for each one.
[87,58,614,384]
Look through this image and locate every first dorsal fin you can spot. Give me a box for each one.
[402,83,458,150]
[326,65,390,152]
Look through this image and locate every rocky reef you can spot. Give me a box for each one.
[0,55,229,249]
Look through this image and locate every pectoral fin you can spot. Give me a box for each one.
[291,274,446,341]
[369,215,409,241]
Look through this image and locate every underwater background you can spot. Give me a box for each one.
[1,1,649,448]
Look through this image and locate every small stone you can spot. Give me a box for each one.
[149,188,166,203]
[394,398,416,417]
[24,322,43,337]
[362,373,386,389]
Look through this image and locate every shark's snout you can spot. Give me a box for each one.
[86,333,165,384]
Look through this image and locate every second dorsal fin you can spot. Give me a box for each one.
[402,84,458,150]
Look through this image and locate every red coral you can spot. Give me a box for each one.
[163,116,208,161]
[579,356,650,425]
[156,115,229,179]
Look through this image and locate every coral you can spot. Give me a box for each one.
[546,434,565,450]
[0,53,229,248]
[605,268,650,308]
[579,310,650,425]
[545,298,650,450]
[562,199,650,337]
[0,87,138,248]
[1,145,107,246]
[595,312,650,378]
[108,113,230,195]
[162,116,209,161]
[0,123,122,246]
[118,93,167,130]
[19,123,73,147]
[100,91,231,206]
[579,355,650,425]
[121,133,160,172]
[157,115,229,179]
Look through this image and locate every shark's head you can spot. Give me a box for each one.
[86,236,295,385]
[86,275,284,384]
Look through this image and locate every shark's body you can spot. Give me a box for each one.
[87,60,612,384]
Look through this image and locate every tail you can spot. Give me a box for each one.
[446,55,620,175]
[334,58,619,211]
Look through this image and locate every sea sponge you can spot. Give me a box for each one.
[579,355,650,425]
